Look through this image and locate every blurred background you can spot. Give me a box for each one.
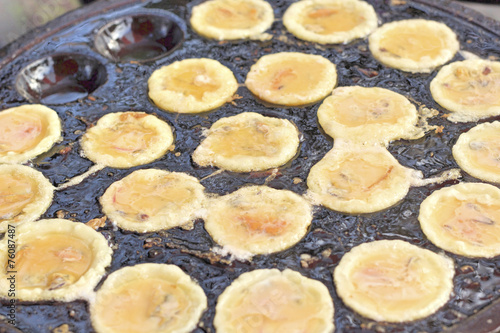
[0,0,94,48]
[0,0,498,48]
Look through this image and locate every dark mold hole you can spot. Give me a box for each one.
[15,53,107,105]
[94,12,185,62]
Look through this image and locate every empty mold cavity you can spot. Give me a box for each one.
[94,12,185,62]
[16,53,107,104]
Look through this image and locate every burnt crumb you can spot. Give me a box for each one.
[356,66,379,78]
[165,241,232,265]
[460,265,475,274]
[435,125,444,134]
[75,116,94,128]
[52,324,72,333]
[358,45,368,52]
[361,322,377,330]
[464,281,481,291]
[58,146,72,155]
[227,93,243,106]
[85,216,107,230]
[248,169,282,178]
[55,210,67,219]
[143,237,163,249]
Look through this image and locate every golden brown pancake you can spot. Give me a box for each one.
[0,219,112,301]
[317,86,419,145]
[306,143,418,214]
[283,0,377,44]
[148,58,238,113]
[0,104,61,164]
[245,52,337,106]
[215,269,334,332]
[205,185,313,259]
[192,112,300,172]
[100,169,206,232]
[190,0,274,40]
[0,164,54,233]
[419,183,500,258]
[430,59,500,122]
[369,19,459,73]
[452,121,500,183]
[90,263,207,333]
[81,112,174,168]
[334,239,454,322]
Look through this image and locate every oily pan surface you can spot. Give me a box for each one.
[0,0,499,332]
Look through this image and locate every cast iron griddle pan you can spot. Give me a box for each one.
[0,0,500,332]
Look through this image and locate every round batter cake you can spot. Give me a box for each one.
[334,239,454,322]
[205,185,313,259]
[80,111,174,168]
[306,143,418,214]
[245,52,337,106]
[452,121,500,183]
[190,0,274,40]
[0,104,61,164]
[283,0,378,44]
[430,59,500,122]
[419,182,500,258]
[148,58,238,113]
[192,112,300,172]
[214,269,334,333]
[100,169,206,233]
[317,86,419,145]
[0,164,54,233]
[0,219,112,301]
[369,19,459,73]
[90,263,207,333]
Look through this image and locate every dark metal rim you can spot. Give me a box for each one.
[1,0,499,69]
[415,0,500,35]
[0,0,141,68]
[457,0,500,4]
